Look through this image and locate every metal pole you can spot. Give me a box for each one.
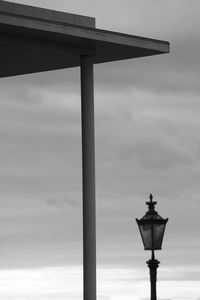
[147,251,160,300]
[80,55,96,300]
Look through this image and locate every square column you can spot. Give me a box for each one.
[80,55,96,300]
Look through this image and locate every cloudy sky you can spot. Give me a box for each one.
[0,0,200,299]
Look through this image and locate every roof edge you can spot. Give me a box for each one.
[0,0,96,28]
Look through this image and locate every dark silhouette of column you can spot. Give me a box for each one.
[147,251,160,300]
[80,55,96,300]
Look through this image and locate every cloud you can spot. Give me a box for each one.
[1,266,200,300]
[46,196,79,207]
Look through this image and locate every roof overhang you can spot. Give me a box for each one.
[0,0,170,78]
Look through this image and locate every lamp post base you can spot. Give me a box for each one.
[146,258,160,300]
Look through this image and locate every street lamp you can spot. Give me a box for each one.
[136,194,168,300]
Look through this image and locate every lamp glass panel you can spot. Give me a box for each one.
[139,223,152,250]
[152,223,165,250]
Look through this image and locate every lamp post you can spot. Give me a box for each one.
[136,194,168,300]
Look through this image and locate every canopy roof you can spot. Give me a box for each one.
[0,0,169,78]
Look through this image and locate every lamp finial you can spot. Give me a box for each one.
[146,194,157,211]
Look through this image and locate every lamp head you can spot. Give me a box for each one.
[136,194,168,251]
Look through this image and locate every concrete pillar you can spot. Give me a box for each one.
[80,55,96,300]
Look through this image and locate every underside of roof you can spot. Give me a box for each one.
[0,0,170,78]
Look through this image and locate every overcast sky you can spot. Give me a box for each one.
[0,0,200,299]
